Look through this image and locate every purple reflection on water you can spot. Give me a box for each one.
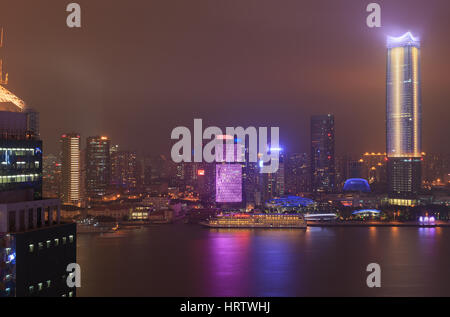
[206,229,251,296]
[205,229,305,296]
[418,227,437,238]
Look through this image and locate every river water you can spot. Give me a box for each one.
[77,224,450,296]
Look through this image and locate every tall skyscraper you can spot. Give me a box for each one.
[386,32,422,200]
[60,133,81,206]
[0,123,77,297]
[86,136,111,199]
[310,114,335,193]
[0,111,75,297]
[0,28,76,297]
[285,153,310,195]
[260,149,285,202]
[111,150,138,191]
[215,136,243,205]
[216,164,242,203]
[42,154,62,199]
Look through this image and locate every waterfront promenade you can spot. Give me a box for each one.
[307,220,450,227]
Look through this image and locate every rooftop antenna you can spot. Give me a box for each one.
[0,27,25,110]
[0,27,9,85]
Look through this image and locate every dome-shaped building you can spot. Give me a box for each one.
[343,178,371,192]
[266,196,315,213]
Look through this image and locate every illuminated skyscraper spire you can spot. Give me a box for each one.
[386,31,421,158]
[386,32,422,199]
[0,27,8,85]
[0,27,26,111]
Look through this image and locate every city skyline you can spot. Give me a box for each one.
[0,1,449,156]
[1,0,450,300]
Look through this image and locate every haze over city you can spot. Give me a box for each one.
[1,0,450,302]
[0,0,449,155]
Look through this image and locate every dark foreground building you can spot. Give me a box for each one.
[0,201,77,297]
[0,107,76,297]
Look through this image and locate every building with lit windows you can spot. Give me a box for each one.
[42,154,61,199]
[60,133,81,206]
[0,111,42,202]
[216,164,242,203]
[361,152,387,184]
[386,32,422,202]
[266,196,315,213]
[86,136,111,199]
[285,153,310,195]
[311,114,335,193]
[215,136,243,205]
[0,111,76,297]
[0,233,15,297]
[0,199,76,297]
[111,150,138,191]
[260,148,285,202]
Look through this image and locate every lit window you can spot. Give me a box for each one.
[54,238,59,246]
[38,283,43,291]
[69,291,73,297]
[29,286,34,293]
[47,280,51,288]
[62,294,66,297]
[69,235,74,243]
[29,244,34,252]
[38,242,43,250]
[62,237,67,244]
[46,240,51,248]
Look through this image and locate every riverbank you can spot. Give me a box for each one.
[307,220,450,227]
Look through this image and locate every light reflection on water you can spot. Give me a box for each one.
[77,224,450,297]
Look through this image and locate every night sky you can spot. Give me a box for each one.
[1,0,449,156]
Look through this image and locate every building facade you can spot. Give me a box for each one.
[0,106,76,297]
[60,133,81,206]
[42,154,61,199]
[386,32,422,199]
[86,136,111,199]
[111,150,138,191]
[310,114,335,194]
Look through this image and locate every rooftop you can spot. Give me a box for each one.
[387,32,420,48]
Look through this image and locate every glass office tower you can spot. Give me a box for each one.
[86,136,111,199]
[386,32,422,199]
[310,114,335,194]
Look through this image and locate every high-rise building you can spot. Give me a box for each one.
[111,150,138,191]
[285,153,310,195]
[42,154,61,198]
[260,149,285,202]
[386,32,422,199]
[0,111,75,297]
[422,153,449,185]
[24,107,39,138]
[347,159,364,179]
[0,29,76,297]
[361,152,387,185]
[60,133,81,206]
[86,136,111,199]
[242,160,259,208]
[310,114,335,193]
[0,111,42,202]
[215,136,243,205]
[216,164,242,203]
